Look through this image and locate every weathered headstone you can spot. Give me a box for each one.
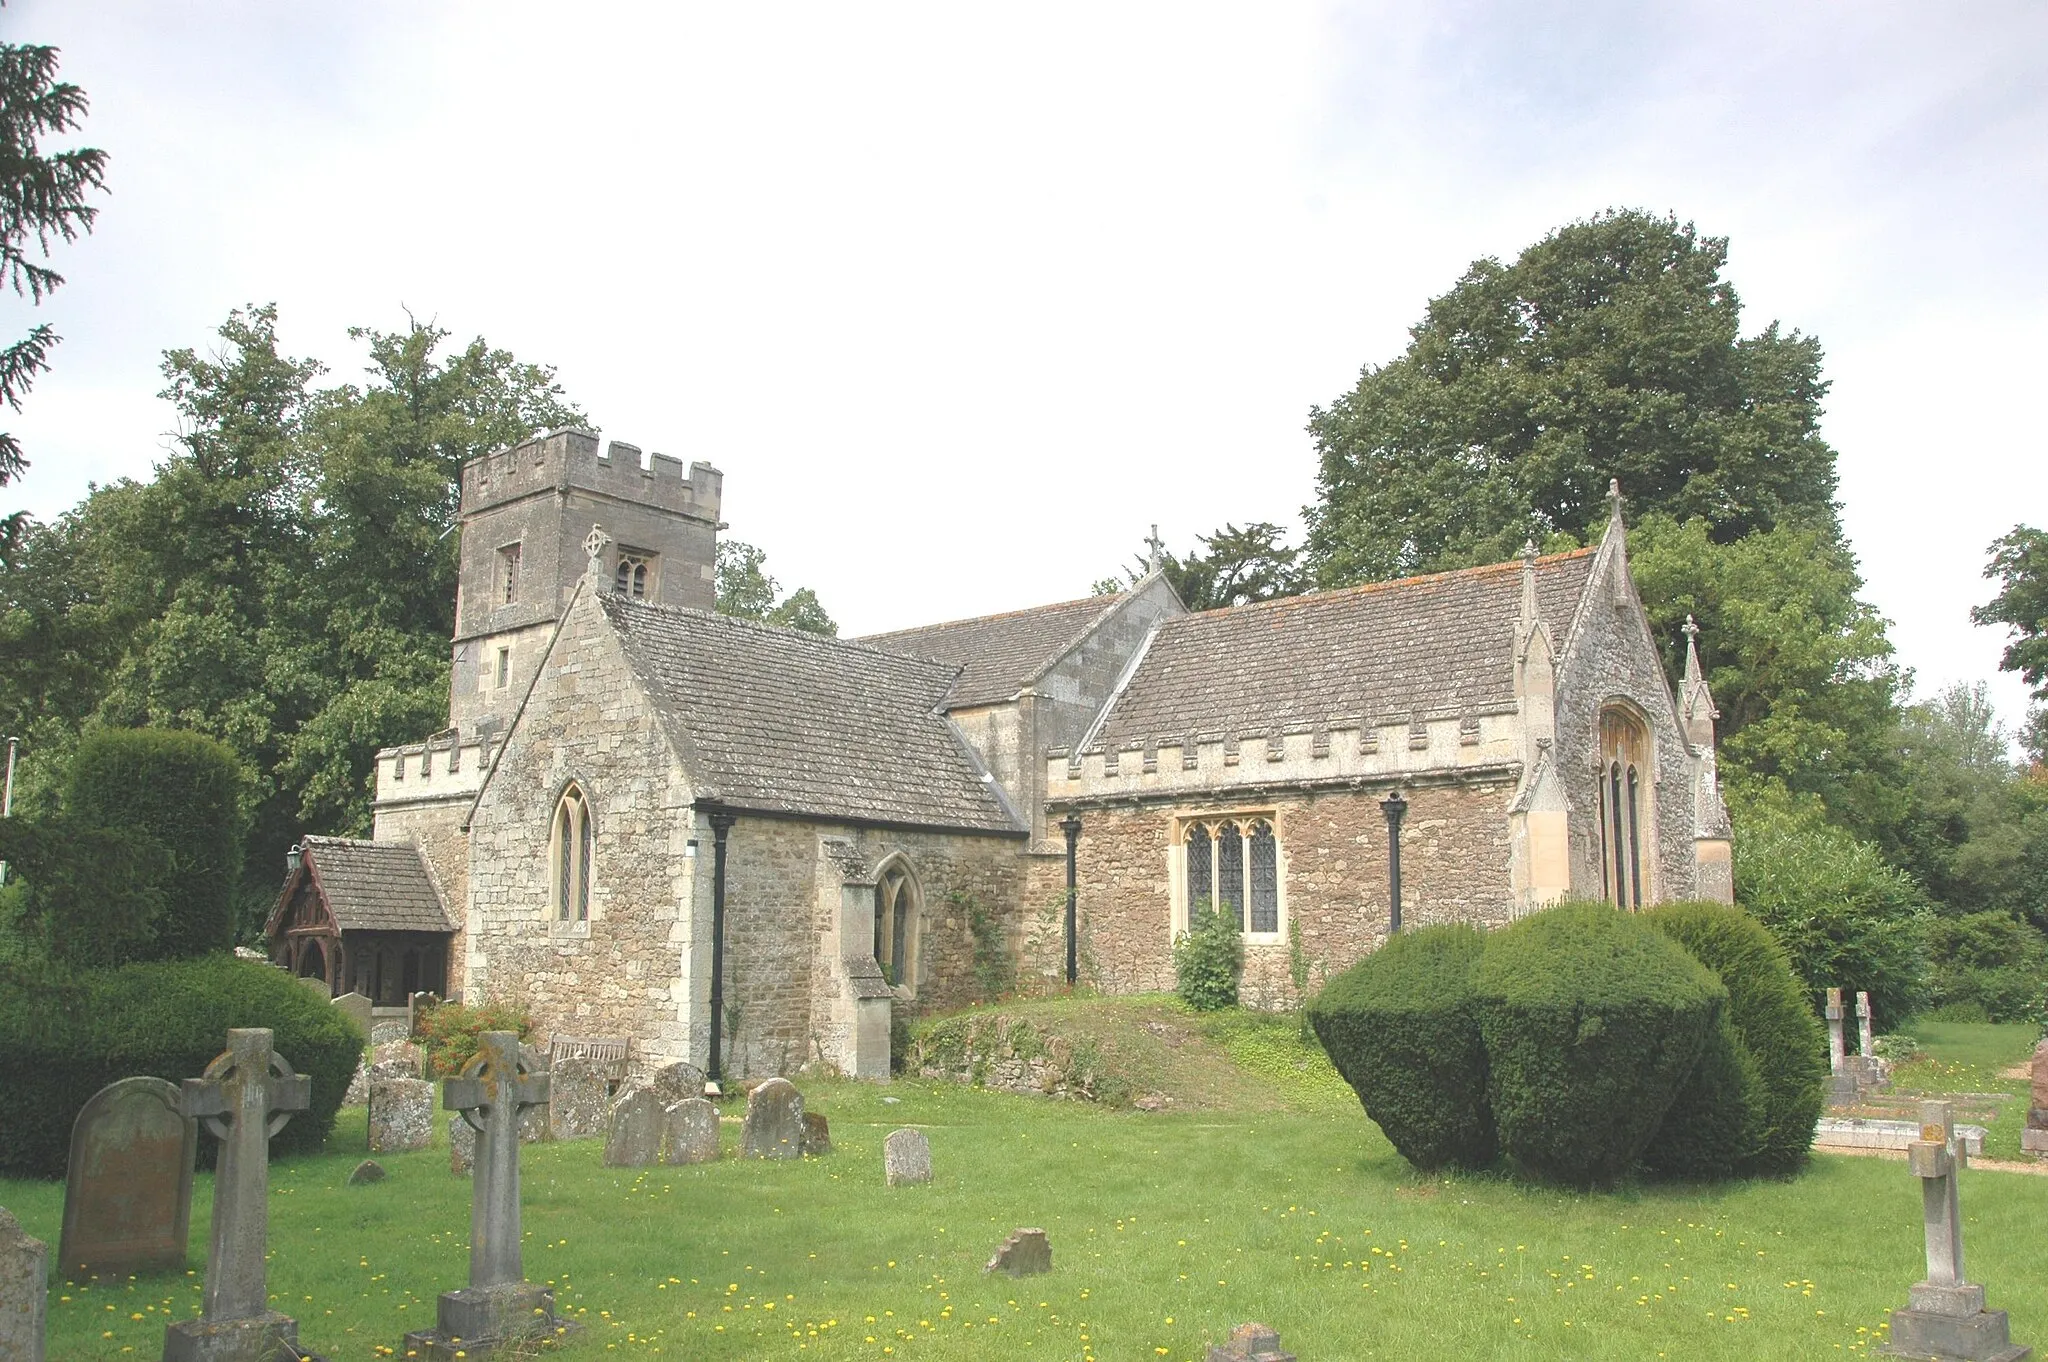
[802,1111,832,1156]
[347,1160,385,1186]
[369,1040,425,1078]
[2022,1039,2048,1158]
[342,1063,369,1108]
[1207,1322,1298,1362]
[603,1089,663,1168]
[58,1076,195,1277]
[296,975,331,1001]
[1825,988,1859,1106]
[332,991,373,1039]
[163,1028,313,1362]
[1875,1101,2029,1361]
[450,1114,476,1177]
[741,1078,806,1160]
[0,1206,47,1362]
[547,1055,611,1141]
[370,1021,408,1045]
[984,1228,1051,1277]
[404,1032,578,1360]
[367,1078,434,1153]
[883,1129,931,1186]
[1856,991,1876,1058]
[648,1060,707,1106]
[659,1099,721,1165]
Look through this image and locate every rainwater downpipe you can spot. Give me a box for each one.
[706,808,736,1086]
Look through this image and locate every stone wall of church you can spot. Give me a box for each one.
[371,795,472,998]
[1056,780,1517,1004]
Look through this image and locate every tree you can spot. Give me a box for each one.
[1097,522,1305,610]
[1305,210,1841,586]
[1973,524,2048,763]
[1,40,109,560]
[714,539,837,635]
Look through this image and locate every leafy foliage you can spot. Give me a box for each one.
[953,888,1016,1001]
[1100,522,1306,610]
[416,998,534,1078]
[1308,924,1495,1172]
[1643,900,1826,1175]
[0,815,168,968]
[1638,1009,1766,1182]
[1922,911,2048,1025]
[1973,524,2048,764]
[1472,902,1723,1187]
[0,954,362,1179]
[1893,683,2048,926]
[1171,902,1242,1011]
[714,539,838,634]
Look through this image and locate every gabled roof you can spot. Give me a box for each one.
[1087,550,1597,750]
[290,836,453,933]
[857,591,1136,708]
[600,596,1025,835]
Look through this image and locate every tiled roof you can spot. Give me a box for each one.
[858,593,1129,708]
[1089,550,1597,749]
[303,836,453,933]
[602,597,1024,834]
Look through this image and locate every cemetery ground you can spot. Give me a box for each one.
[5,1005,2045,1362]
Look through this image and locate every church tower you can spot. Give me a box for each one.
[448,428,723,733]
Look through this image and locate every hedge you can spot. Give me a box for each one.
[66,727,247,960]
[1309,923,1495,1172]
[0,815,170,968]
[1637,1009,1766,1180]
[0,955,362,1180]
[1644,900,1828,1174]
[1473,902,1723,1186]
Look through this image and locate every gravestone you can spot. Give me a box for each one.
[547,1056,611,1141]
[0,1206,47,1362]
[984,1228,1051,1277]
[332,992,373,1039]
[369,1040,425,1078]
[163,1028,313,1362]
[370,1021,408,1045]
[741,1078,805,1160]
[659,1099,721,1165]
[1825,988,1858,1106]
[450,1114,475,1177]
[1856,991,1876,1057]
[404,1032,578,1360]
[883,1129,931,1186]
[1875,1101,2029,1361]
[1207,1323,1298,1362]
[58,1076,195,1276]
[342,1064,369,1108]
[603,1089,663,1168]
[648,1061,707,1106]
[296,975,331,1001]
[2022,1039,2048,1158]
[367,1078,434,1153]
[802,1111,832,1156]
[347,1161,385,1187]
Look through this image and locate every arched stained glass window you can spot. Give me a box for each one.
[1248,820,1278,934]
[1178,815,1283,938]
[1596,707,1653,909]
[1215,822,1244,928]
[1184,824,1212,913]
[551,784,592,923]
[875,860,921,995]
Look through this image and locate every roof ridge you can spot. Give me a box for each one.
[857,589,1121,641]
[1175,547,1596,622]
[601,594,963,679]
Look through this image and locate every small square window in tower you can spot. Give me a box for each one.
[494,646,511,689]
[615,548,658,600]
[497,542,521,605]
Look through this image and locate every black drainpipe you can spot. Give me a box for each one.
[1381,789,1408,934]
[1061,813,1083,985]
[706,808,736,1083]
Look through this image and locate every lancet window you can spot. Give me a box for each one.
[1178,815,1282,937]
[1596,707,1653,909]
[615,549,656,600]
[874,859,921,995]
[550,783,594,925]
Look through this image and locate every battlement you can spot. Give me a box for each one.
[461,428,722,520]
[374,728,493,806]
[1046,706,1524,798]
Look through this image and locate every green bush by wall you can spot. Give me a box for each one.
[1644,900,1828,1174]
[1637,1009,1767,1180]
[0,815,170,968]
[0,955,362,1180]
[1473,902,1723,1187]
[1308,924,1495,1172]
[1173,903,1243,1012]
[66,727,248,960]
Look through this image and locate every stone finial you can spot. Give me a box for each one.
[583,523,611,582]
[1145,523,1165,573]
[1608,477,1624,520]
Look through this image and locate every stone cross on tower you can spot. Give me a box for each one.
[583,523,611,582]
[1877,1100,2028,1360]
[164,1029,312,1362]
[407,1032,574,1359]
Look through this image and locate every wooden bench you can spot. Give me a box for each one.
[548,1034,630,1081]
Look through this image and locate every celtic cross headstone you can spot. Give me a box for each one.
[1856,990,1876,1058]
[404,1032,578,1359]
[162,1029,314,1362]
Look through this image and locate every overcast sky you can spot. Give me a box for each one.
[7,2,2045,732]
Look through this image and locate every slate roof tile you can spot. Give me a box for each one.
[302,836,453,933]
[602,597,1023,834]
[1090,550,1597,749]
[858,593,1128,708]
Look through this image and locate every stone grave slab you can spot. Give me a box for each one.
[368,1078,434,1154]
[1207,1322,1297,1362]
[332,992,373,1039]
[348,1161,385,1186]
[649,1061,707,1105]
[450,1114,475,1176]
[985,1228,1051,1276]
[884,1129,931,1186]
[742,1078,805,1160]
[370,1021,409,1045]
[548,1056,611,1141]
[0,1206,48,1362]
[342,1063,369,1108]
[802,1111,832,1156]
[369,1040,425,1079]
[603,1089,663,1168]
[659,1099,721,1165]
[58,1075,195,1277]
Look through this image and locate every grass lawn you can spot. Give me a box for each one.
[4,1004,2045,1361]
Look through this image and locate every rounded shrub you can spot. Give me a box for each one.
[1637,1010,1766,1180]
[1644,900,1828,1174]
[1310,924,1495,1171]
[0,955,362,1179]
[1473,902,1723,1186]
[1172,904,1242,1012]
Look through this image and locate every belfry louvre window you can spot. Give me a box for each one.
[615,549,656,600]
[1178,815,1281,937]
[498,542,521,605]
[1596,707,1653,910]
[550,784,594,924]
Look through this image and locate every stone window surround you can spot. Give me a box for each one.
[614,546,659,600]
[871,852,923,1000]
[1168,808,1287,945]
[1594,699,1657,909]
[496,540,521,605]
[547,780,596,934]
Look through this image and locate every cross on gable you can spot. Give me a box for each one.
[583,523,611,577]
[1144,523,1165,572]
[445,1032,549,1132]
[180,1030,311,1139]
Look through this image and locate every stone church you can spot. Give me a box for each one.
[269,426,1732,1080]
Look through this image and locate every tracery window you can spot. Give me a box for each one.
[550,784,594,925]
[614,548,657,600]
[1596,707,1652,909]
[874,859,920,995]
[1178,815,1282,938]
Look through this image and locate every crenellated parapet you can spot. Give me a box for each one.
[374,728,493,807]
[461,428,722,521]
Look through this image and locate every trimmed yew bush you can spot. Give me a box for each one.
[1473,902,1723,1186]
[1638,1009,1766,1180]
[1644,900,1828,1174]
[1309,924,1495,1172]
